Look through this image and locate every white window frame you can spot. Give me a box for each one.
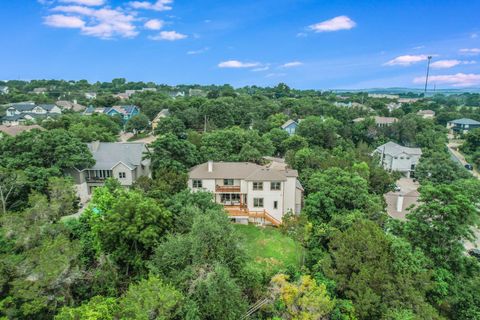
[253,182,263,191]
[118,172,126,179]
[270,182,281,191]
[253,198,264,208]
[193,179,203,188]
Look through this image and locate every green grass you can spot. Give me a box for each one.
[234,224,302,275]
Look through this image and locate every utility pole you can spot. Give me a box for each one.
[424,56,432,95]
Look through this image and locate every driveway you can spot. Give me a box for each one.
[446,142,480,179]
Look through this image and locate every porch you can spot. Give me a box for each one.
[223,205,281,227]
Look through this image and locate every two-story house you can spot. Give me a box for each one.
[2,102,62,125]
[353,116,398,127]
[103,105,140,122]
[67,142,151,201]
[374,141,422,178]
[447,118,480,134]
[188,161,303,226]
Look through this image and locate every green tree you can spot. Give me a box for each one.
[125,113,150,133]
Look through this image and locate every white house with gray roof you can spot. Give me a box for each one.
[188,161,303,225]
[2,102,61,126]
[374,141,422,178]
[67,142,151,201]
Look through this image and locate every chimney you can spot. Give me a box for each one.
[207,160,213,173]
[396,194,404,213]
[92,140,101,152]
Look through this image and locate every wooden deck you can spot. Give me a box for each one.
[224,206,281,226]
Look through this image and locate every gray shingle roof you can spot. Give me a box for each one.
[189,161,298,181]
[376,141,422,157]
[281,119,298,129]
[449,118,480,125]
[85,142,149,170]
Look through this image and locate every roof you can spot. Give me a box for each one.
[376,141,422,157]
[417,109,435,115]
[38,104,58,112]
[7,103,36,112]
[56,100,86,112]
[448,118,480,125]
[281,119,298,129]
[105,105,139,116]
[85,142,148,171]
[189,161,298,181]
[353,116,398,124]
[0,125,44,136]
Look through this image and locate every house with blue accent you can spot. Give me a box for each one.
[447,118,480,134]
[281,119,299,135]
[103,105,140,122]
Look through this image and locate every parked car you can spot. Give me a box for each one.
[468,248,480,260]
[465,164,474,171]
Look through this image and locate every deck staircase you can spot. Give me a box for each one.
[224,206,281,226]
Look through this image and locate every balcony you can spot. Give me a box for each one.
[215,185,241,193]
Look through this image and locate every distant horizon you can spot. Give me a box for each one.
[1,0,479,89]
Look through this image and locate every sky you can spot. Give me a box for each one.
[0,0,480,89]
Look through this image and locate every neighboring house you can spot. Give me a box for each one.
[141,88,157,92]
[114,90,137,100]
[353,116,398,127]
[189,88,207,97]
[0,124,44,138]
[0,86,9,95]
[417,109,435,119]
[32,87,47,94]
[188,161,304,226]
[152,109,170,131]
[85,92,97,99]
[281,119,299,135]
[56,100,86,112]
[2,102,61,125]
[374,141,422,178]
[168,91,185,98]
[447,118,480,134]
[103,105,140,122]
[398,98,421,103]
[83,106,105,116]
[386,102,402,112]
[67,142,151,201]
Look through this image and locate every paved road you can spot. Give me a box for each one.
[446,142,480,179]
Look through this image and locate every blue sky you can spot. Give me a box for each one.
[1,0,479,89]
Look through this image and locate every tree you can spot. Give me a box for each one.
[404,181,480,268]
[270,274,335,320]
[149,133,200,172]
[154,116,186,137]
[85,188,172,276]
[297,116,342,149]
[415,151,471,184]
[0,169,24,214]
[263,128,290,156]
[55,296,118,320]
[125,114,150,133]
[119,276,186,319]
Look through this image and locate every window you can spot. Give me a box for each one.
[253,182,263,190]
[223,179,234,186]
[273,201,278,209]
[193,179,203,188]
[253,198,264,208]
[118,172,126,179]
[271,182,281,190]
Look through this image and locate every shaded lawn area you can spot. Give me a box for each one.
[234,224,302,275]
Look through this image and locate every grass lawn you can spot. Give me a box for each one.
[234,224,302,275]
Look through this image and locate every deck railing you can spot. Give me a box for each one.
[215,185,241,192]
[224,206,281,226]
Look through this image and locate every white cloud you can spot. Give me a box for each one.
[149,30,187,41]
[129,0,173,11]
[187,47,209,55]
[144,19,163,30]
[265,73,286,78]
[309,15,356,33]
[430,59,476,69]
[218,60,261,68]
[44,14,85,28]
[281,61,303,68]
[384,54,429,66]
[459,48,480,56]
[413,73,480,87]
[59,0,105,5]
[50,5,138,38]
[252,66,270,72]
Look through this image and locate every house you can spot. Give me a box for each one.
[168,91,185,98]
[0,124,44,138]
[281,119,299,135]
[189,88,207,97]
[368,93,399,99]
[32,87,47,94]
[353,116,398,127]
[384,178,420,220]
[114,90,137,100]
[0,86,9,95]
[152,109,170,131]
[374,141,422,178]
[447,118,480,134]
[85,92,97,100]
[103,105,140,122]
[67,142,151,201]
[386,102,402,112]
[417,110,435,119]
[56,100,86,112]
[83,106,105,116]
[188,161,304,226]
[2,102,62,125]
